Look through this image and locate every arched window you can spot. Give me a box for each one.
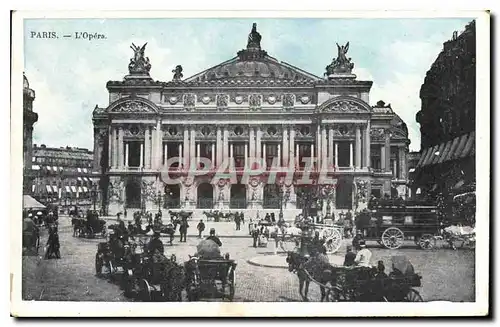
[263,184,280,209]
[230,184,246,209]
[125,178,141,209]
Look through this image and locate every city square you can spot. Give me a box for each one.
[18,16,480,311]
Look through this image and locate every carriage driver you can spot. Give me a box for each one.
[148,231,165,255]
[354,240,372,268]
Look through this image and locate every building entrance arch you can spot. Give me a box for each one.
[197,183,214,209]
[125,177,142,209]
[230,184,246,209]
[263,184,280,209]
[164,184,181,209]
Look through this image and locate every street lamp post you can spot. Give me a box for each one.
[156,191,162,212]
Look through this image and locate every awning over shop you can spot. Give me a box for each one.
[53,166,58,171]
[417,132,475,168]
[71,186,77,193]
[77,177,83,181]
[77,168,82,173]
[45,185,53,193]
[51,185,58,193]
[32,165,40,170]
[65,186,71,193]
[78,186,83,193]
[83,186,89,192]
[83,168,88,173]
[23,195,46,209]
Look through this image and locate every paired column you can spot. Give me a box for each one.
[401,147,408,179]
[355,125,362,168]
[384,131,391,172]
[118,127,124,168]
[223,126,229,163]
[328,127,334,167]
[244,143,248,168]
[334,142,338,168]
[289,127,295,168]
[349,142,353,168]
[183,127,189,168]
[321,126,327,170]
[364,122,371,168]
[125,143,130,167]
[211,143,215,168]
[113,127,118,169]
[282,127,289,167]
[108,127,113,169]
[249,127,255,161]
[190,128,196,168]
[316,125,321,169]
[380,144,386,171]
[216,126,222,167]
[256,127,262,163]
[140,143,144,168]
[163,143,168,166]
[144,127,150,169]
[277,144,281,167]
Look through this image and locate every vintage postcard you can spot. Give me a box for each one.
[10,10,490,317]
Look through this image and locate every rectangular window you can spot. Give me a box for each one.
[164,142,181,167]
[297,142,312,169]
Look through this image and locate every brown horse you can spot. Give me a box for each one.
[286,252,337,302]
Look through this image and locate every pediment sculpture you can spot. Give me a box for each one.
[111,100,155,113]
[322,100,367,113]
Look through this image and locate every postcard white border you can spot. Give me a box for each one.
[10,10,490,317]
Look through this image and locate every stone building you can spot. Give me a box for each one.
[31,144,97,210]
[23,73,38,194]
[92,24,411,217]
[414,20,475,197]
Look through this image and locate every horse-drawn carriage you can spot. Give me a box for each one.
[281,220,344,254]
[184,255,237,301]
[169,210,193,221]
[358,199,440,250]
[73,210,107,238]
[286,252,423,302]
[325,256,423,302]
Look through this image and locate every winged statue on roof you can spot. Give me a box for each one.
[128,42,151,74]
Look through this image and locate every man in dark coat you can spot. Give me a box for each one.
[45,226,61,259]
[206,228,222,246]
[148,231,164,255]
[343,245,356,266]
[197,220,205,238]
[179,218,189,242]
[251,224,260,248]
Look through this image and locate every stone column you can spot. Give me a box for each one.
[334,142,338,168]
[289,127,295,168]
[144,127,150,169]
[401,147,408,180]
[365,122,371,168]
[385,131,391,172]
[125,143,129,167]
[295,144,299,167]
[155,120,162,169]
[118,127,124,168]
[179,144,183,168]
[211,143,215,168]
[316,125,321,169]
[381,144,386,171]
[277,144,281,167]
[230,142,234,159]
[256,127,262,163]
[216,126,222,167]
[113,127,118,169]
[282,127,289,167]
[262,143,267,168]
[183,127,189,169]
[249,127,255,160]
[349,142,353,168]
[163,143,168,166]
[190,128,196,169]
[244,143,248,168]
[140,143,144,167]
[321,126,327,170]
[328,126,334,167]
[196,143,200,160]
[223,126,229,163]
[108,127,113,169]
[355,125,362,168]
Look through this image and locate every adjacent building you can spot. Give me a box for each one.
[414,20,475,197]
[92,24,411,217]
[31,144,98,210]
[23,73,38,195]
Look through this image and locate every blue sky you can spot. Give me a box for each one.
[24,17,473,151]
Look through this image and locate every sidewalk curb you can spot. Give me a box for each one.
[246,255,288,269]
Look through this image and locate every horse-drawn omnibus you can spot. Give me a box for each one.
[358,199,439,250]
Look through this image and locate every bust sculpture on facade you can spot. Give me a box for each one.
[172,65,183,81]
[325,42,355,76]
[128,43,151,75]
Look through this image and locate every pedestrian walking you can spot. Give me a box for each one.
[179,218,189,242]
[197,220,205,238]
[252,224,259,248]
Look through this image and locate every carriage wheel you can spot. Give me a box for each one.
[418,234,436,250]
[324,229,342,254]
[404,289,424,302]
[95,254,103,276]
[139,279,152,302]
[381,227,404,249]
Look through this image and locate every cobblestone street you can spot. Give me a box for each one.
[22,216,475,302]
